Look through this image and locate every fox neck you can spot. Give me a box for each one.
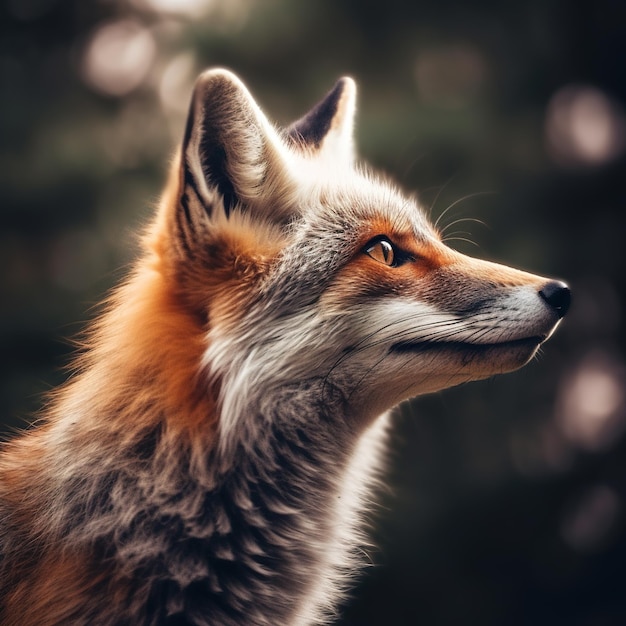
[37,258,384,624]
[44,376,378,625]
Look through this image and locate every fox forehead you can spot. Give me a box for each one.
[270,171,439,258]
[169,67,440,284]
[315,176,434,238]
[207,173,439,292]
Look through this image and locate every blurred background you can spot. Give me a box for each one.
[1,0,625,623]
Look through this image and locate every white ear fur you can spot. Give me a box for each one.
[287,77,357,164]
[180,68,292,221]
[178,69,359,237]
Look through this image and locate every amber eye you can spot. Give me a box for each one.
[364,238,396,266]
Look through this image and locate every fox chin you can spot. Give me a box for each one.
[0,69,569,626]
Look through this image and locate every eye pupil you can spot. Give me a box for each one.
[365,238,397,266]
[381,240,392,263]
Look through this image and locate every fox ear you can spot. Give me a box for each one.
[179,68,289,224]
[287,77,356,163]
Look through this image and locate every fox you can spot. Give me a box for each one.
[0,69,570,626]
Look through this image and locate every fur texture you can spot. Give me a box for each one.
[0,69,569,625]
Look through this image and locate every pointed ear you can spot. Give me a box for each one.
[287,77,357,163]
[179,68,290,225]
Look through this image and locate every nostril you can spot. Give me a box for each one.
[539,280,571,318]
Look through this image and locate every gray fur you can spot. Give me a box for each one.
[0,69,567,626]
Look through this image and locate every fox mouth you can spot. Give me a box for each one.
[390,335,545,355]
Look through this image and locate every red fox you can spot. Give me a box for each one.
[0,69,569,625]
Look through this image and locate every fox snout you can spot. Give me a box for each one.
[539,280,571,319]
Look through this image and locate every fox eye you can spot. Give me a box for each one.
[364,237,397,266]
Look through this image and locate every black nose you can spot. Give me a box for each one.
[539,280,571,318]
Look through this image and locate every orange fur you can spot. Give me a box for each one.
[0,69,569,626]
[2,550,131,626]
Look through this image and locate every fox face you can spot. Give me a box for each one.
[161,69,569,447]
[0,69,570,626]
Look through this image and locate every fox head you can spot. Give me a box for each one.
[149,69,569,452]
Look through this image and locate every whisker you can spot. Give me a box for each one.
[346,352,390,404]
[439,217,489,238]
[430,173,460,229]
[322,314,461,388]
[442,236,480,249]
[434,190,497,236]
[442,190,497,215]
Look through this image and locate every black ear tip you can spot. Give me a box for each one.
[330,77,357,110]
[287,75,356,149]
[336,76,356,92]
[539,280,571,318]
